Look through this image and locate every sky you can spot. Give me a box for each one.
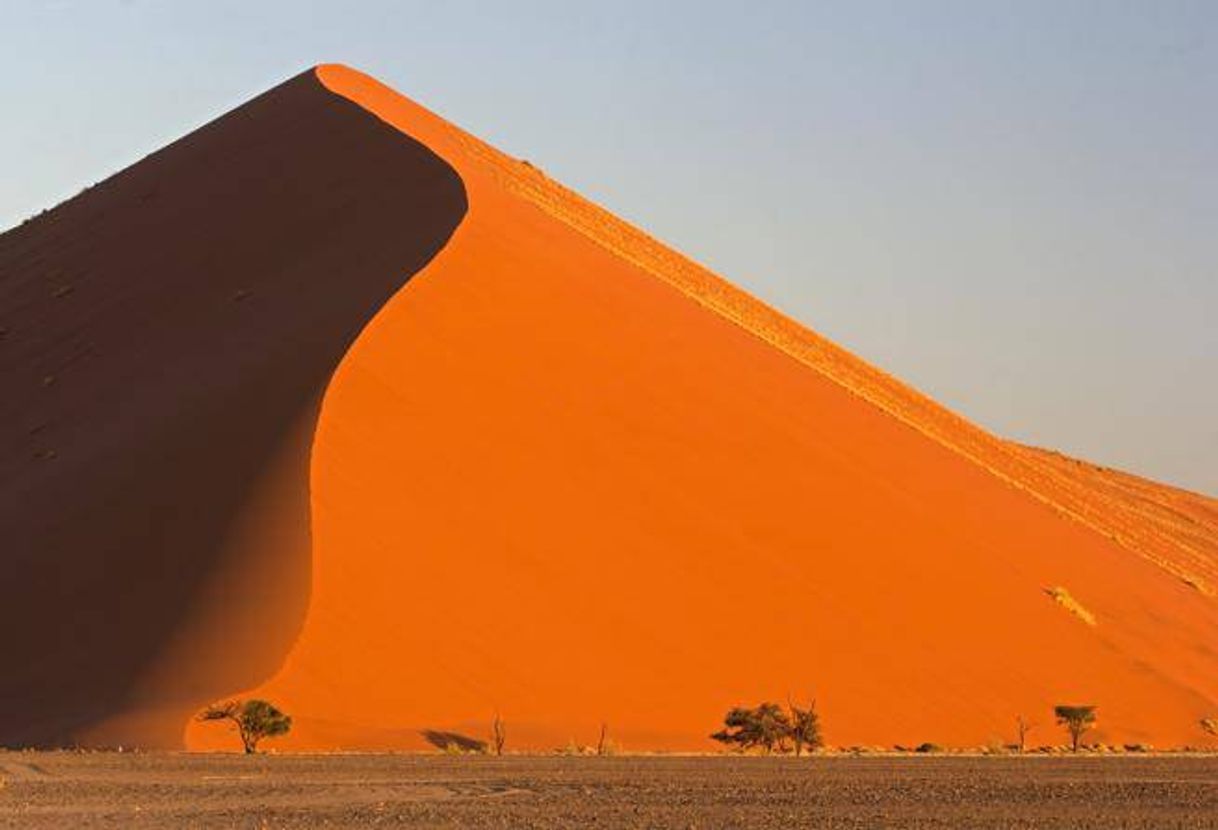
[2,1,1215,494]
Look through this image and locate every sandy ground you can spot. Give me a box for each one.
[1,752,1215,829]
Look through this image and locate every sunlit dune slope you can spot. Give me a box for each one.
[200,64,1217,751]
[2,64,1214,752]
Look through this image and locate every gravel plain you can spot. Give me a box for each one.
[1,752,1215,829]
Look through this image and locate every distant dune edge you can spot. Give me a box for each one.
[1,65,1214,752]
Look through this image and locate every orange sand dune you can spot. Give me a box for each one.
[3,65,1215,752]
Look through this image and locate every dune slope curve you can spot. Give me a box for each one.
[0,70,466,746]
[2,65,1215,752]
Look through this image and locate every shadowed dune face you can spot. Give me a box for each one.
[0,71,466,747]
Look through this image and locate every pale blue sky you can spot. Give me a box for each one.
[3,1,1214,494]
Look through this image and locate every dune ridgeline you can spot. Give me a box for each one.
[1,65,1215,752]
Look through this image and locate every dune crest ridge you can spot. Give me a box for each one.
[317,65,1216,599]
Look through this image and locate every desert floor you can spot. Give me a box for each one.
[1,752,1215,828]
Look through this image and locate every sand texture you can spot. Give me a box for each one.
[1,753,1216,829]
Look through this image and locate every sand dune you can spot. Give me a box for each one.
[0,70,464,745]
[2,65,1215,752]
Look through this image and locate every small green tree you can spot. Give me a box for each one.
[1053,705,1096,752]
[711,703,791,754]
[198,699,292,754]
[787,700,823,757]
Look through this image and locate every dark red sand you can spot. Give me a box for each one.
[0,70,465,746]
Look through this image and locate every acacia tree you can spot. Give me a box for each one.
[711,703,792,754]
[198,699,292,754]
[1053,705,1096,752]
[787,700,823,757]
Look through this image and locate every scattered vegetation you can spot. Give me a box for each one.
[711,703,791,754]
[421,730,486,754]
[787,700,822,757]
[197,699,292,754]
[1054,705,1097,752]
[180,697,1199,758]
[491,713,506,756]
[711,700,823,755]
[1015,715,1035,754]
[982,737,1008,755]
